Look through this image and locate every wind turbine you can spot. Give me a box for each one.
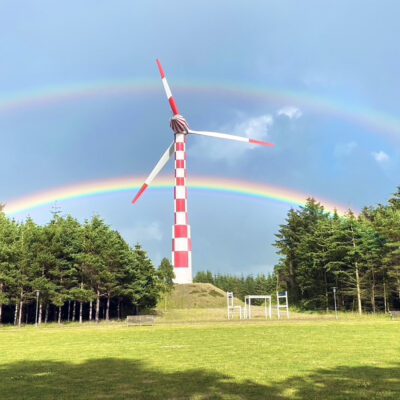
[132,60,274,284]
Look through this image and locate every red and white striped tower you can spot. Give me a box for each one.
[132,60,275,285]
[172,131,192,283]
[164,60,192,283]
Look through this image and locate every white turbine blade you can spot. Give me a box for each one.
[132,142,174,204]
[156,59,180,116]
[189,130,275,148]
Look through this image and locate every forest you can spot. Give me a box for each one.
[274,188,400,313]
[193,271,276,301]
[0,209,174,325]
[196,188,400,314]
[2,186,400,325]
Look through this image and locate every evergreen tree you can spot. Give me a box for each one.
[121,244,159,313]
[0,213,19,323]
[158,258,175,310]
[275,198,328,307]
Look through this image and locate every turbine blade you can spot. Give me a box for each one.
[156,59,180,116]
[132,142,174,204]
[189,130,275,148]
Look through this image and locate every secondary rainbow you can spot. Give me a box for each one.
[3,176,350,216]
[0,80,399,143]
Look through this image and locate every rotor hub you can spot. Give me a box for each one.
[170,114,189,134]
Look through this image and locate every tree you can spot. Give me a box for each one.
[0,213,19,323]
[194,271,214,284]
[121,244,159,313]
[102,231,129,321]
[14,218,43,326]
[77,216,111,323]
[158,258,175,310]
[274,199,329,307]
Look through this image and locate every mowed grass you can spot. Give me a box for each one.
[0,317,399,399]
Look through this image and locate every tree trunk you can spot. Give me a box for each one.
[324,272,329,312]
[72,301,76,322]
[79,302,83,324]
[117,300,121,320]
[25,305,29,324]
[14,303,18,325]
[397,276,400,303]
[67,301,70,322]
[383,281,388,313]
[39,302,43,325]
[354,262,362,315]
[95,290,100,323]
[351,226,362,315]
[18,301,23,327]
[106,294,110,321]
[371,268,376,314]
[58,306,62,324]
[45,304,49,324]
[287,260,299,303]
[18,289,24,327]
[89,301,93,321]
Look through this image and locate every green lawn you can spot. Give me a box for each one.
[0,317,399,399]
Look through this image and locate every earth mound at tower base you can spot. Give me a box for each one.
[162,283,234,309]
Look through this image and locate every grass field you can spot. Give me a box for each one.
[1,314,399,399]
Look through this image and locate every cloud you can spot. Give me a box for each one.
[277,106,302,119]
[372,150,390,164]
[130,221,163,241]
[334,141,357,157]
[235,114,274,140]
[192,114,274,162]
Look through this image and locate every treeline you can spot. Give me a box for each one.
[0,210,174,325]
[194,271,276,301]
[274,189,400,313]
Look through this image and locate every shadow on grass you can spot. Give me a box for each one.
[0,359,399,399]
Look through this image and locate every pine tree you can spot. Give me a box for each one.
[120,244,159,313]
[274,199,328,307]
[0,213,19,323]
[158,258,175,310]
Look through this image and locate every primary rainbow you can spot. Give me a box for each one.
[3,176,350,216]
[0,79,399,143]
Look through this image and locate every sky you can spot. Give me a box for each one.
[1,1,399,275]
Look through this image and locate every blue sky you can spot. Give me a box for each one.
[1,1,399,275]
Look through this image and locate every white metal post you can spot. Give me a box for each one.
[285,291,289,319]
[277,291,281,320]
[248,298,251,319]
[269,297,272,319]
[264,299,267,319]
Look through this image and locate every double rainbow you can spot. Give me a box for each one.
[1,79,375,217]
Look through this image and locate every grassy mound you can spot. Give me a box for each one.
[161,283,244,309]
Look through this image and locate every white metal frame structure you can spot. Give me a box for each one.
[244,295,272,319]
[276,291,290,319]
[227,292,243,320]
